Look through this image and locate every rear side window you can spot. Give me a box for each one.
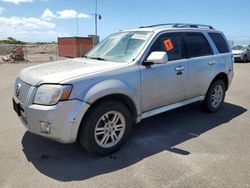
[208,33,230,53]
[185,32,213,58]
[150,33,184,61]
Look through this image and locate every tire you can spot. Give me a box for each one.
[78,100,132,156]
[243,55,247,63]
[203,80,226,113]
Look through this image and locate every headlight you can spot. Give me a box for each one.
[33,84,72,105]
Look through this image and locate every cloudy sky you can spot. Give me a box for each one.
[0,0,250,43]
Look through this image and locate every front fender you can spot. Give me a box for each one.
[83,79,141,116]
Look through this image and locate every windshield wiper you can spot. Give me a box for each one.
[83,55,89,59]
[88,56,107,61]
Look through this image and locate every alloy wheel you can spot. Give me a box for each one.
[211,85,224,108]
[94,111,126,148]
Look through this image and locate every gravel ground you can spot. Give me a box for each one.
[0,62,250,188]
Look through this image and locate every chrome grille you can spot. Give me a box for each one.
[14,78,32,104]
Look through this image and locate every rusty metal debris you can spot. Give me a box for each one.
[2,56,12,61]
[2,46,25,62]
[11,47,25,61]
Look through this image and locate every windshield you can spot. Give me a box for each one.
[85,31,152,63]
[232,45,247,50]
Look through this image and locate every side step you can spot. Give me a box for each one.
[141,96,205,120]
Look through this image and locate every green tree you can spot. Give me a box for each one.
[7,37,16,41]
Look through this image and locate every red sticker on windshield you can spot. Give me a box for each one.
[163,39,174,51]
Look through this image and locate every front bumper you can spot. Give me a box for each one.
[13,97,90,143]
[233,54,243,61]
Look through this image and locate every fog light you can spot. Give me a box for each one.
[40,121,51,134]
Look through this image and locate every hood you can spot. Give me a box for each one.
[232,50,245,54]
[19,58,127,86]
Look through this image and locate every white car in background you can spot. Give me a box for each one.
[232,45,250,63]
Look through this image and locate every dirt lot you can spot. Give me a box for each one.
[0,62,250,188]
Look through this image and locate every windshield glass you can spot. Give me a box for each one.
[232,45,247,50]
[85,31,152,63]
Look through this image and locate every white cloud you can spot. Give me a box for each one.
[0,16,60,42]
[41,8,57,20]
[41,8,91,20]
[1,0,33,5]
[0,8,90,42]
[0,16,55,29]
[0,7,5,14]
[0,29,68,42]
[57,9,77,19]
[78,13,91,18]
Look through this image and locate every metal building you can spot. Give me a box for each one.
[58,35,99,58]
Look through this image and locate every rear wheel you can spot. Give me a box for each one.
[203,80,226,113]
[78,100,132,156]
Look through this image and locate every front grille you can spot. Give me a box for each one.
[14,78,32,104]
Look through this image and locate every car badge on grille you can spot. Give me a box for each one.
[16,83,21,97]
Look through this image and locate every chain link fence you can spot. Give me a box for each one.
[0,43,67,64]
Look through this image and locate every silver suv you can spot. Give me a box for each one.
[13,23,234,155]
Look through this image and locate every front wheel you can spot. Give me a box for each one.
[243,55,248,63]
[203,80,226,113]
[78,100,132,156]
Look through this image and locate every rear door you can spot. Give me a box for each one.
[184,32,215,99]
[208,31,232,70]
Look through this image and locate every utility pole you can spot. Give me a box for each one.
[76,15,79,37]
[95,0,97,36]
[94,0,101,36]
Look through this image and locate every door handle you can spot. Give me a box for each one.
[208,61,215,65]
[175,66,184,71]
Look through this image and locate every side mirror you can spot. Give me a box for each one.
[143,51,168,66]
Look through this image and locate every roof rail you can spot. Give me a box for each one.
[139,23,214,29]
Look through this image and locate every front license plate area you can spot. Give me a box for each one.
[12,99,21,116]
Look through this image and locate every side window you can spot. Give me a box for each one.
[208,33,230,53]
[185,32,213,58]
[150,33,184,61]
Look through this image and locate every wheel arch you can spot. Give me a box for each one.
[82,79,140,123]
[89,94,138,121]
[209,72,229,92]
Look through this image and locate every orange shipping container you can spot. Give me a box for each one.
[58,37,95,58]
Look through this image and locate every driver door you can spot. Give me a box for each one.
[140,32,188,112]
